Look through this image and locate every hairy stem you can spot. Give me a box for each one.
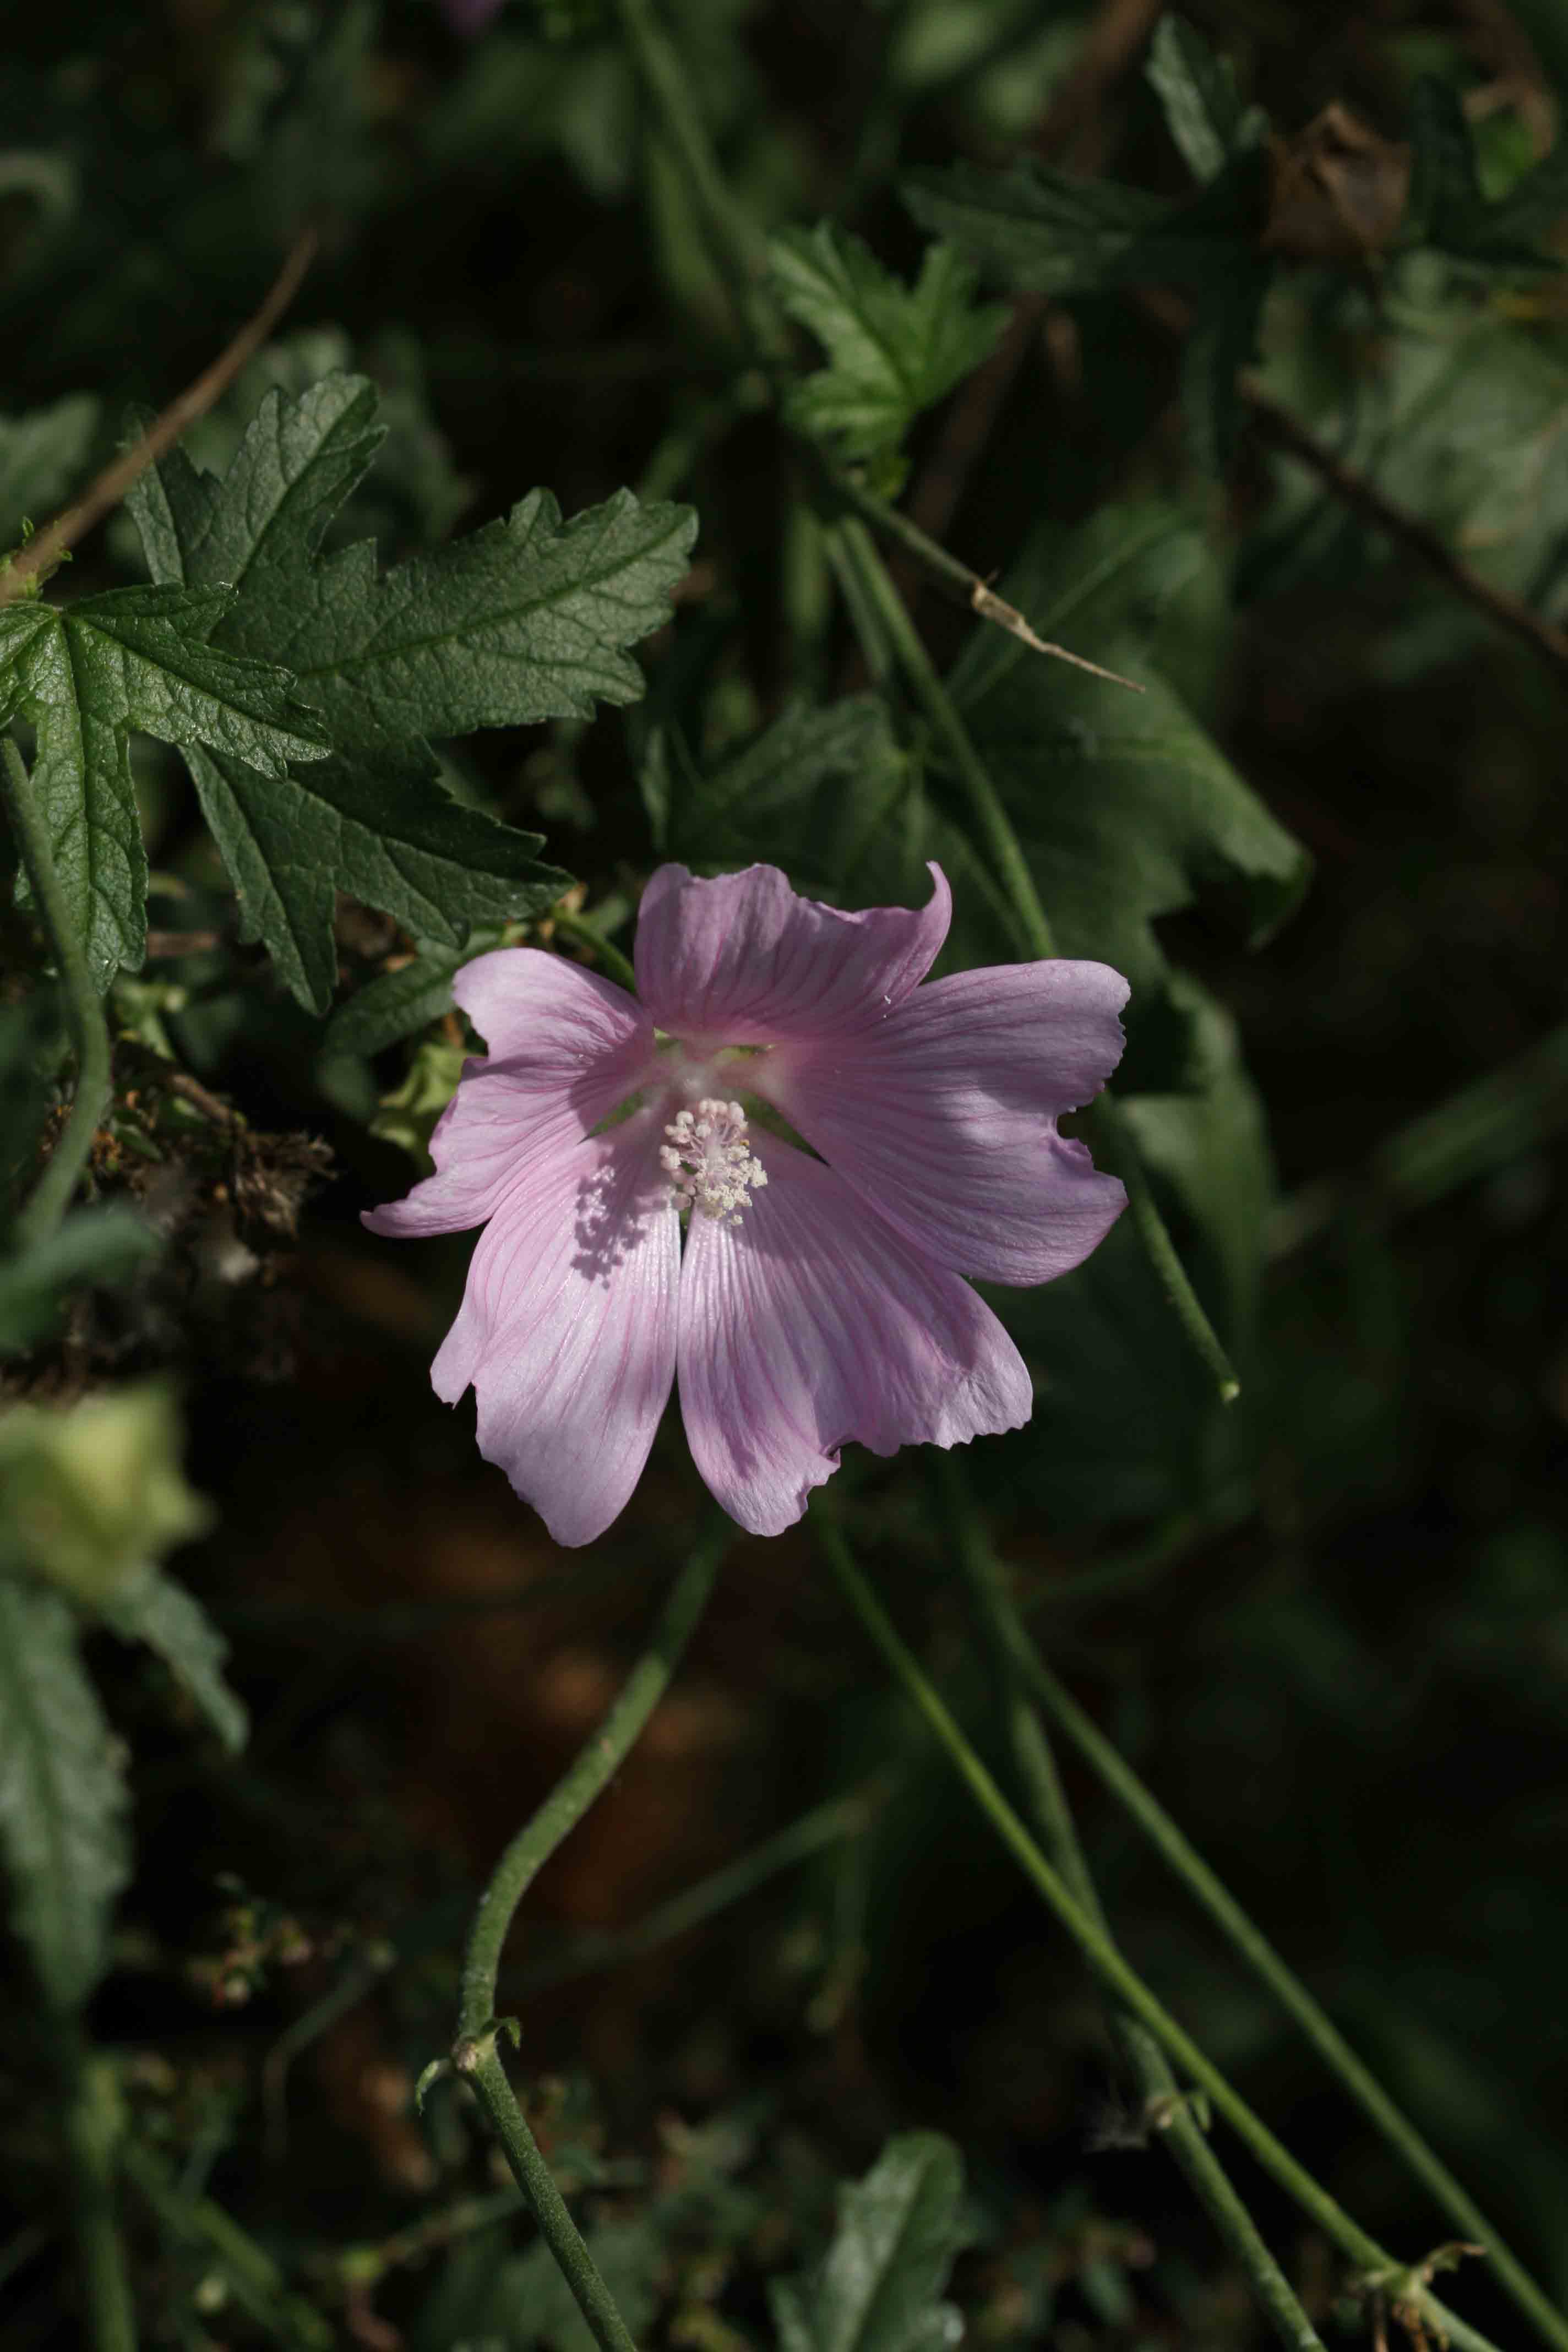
[459,2041,640,2352]
[814,1513,1505,2352]
[446,1528,727,2352]
[999,1598,1568,2351]
[63,2040,138,2352]
[1,736,112,1246]
[936,1460,1325,2351]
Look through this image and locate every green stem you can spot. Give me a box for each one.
[937,1462,1325,2352]
[460,2041,641,2352]
[548,906,639,997]
[1090,1094,1242,1404]
[817,460,1141,690]
[1,735,112,1246]
[122,2140,329,2351]
[832,516,1059,960]
[447,1527,728,2352]
[63,2040,138,2352]
[1002,1612,1568,2352]
[612,0,790,364]
[513,1784,880,1996]
[814,1513,1505,2352]
[829,522,1242,1406]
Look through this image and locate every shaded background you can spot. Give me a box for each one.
[2,1,1566,2344]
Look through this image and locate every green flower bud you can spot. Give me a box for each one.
[0,1385,211,1605]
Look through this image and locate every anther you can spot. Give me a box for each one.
[661,1098,769,1224]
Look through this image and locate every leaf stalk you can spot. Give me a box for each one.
[813,1510,1508,2352]
[443,1526,728,2352]
[934,1457,1326,2351]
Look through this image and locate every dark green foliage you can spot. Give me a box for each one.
[770,2136,966,2352]
[0,395,99,548]
[0,1210,159,1357]
[97,1571,247,1757]
[1144,15,1260,186]
[0,1582,129,2011]
[324,933,489,1058]
[128,374,694,1010]
[903,150,1266,301]
[1404,77,1568,265]
[774,227,1008,482]
[0,586,331,988]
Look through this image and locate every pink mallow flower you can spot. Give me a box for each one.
[363,863,1129,1545]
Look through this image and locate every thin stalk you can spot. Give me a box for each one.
[63,2043,138,2352]
[814,1514,1504,2352]
[2,737,112,1246]
[444,1527,728,2352]
[513,1784,880,1995]
[831,517,1059,961]
[1091,1094,1242,1404]
[936,1462,1325,2352]
[458,1527,725,2036]
[1004,1620,1568,2352]
[819,460,1142,690]
[459,2043,640,2352]
[547,906,639,997]
[612,0,790,364]
[122,2141,330,2351]
[830,522,1241,1406]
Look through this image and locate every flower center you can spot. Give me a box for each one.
[660,1098,769,1224]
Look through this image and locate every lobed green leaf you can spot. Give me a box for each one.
[0,1580,130,2010]
[767,2134,966,2352]
[99,1569,248,1756]
[0,586,331,989]
[130,373,696,1011]
[772,225,1008,472]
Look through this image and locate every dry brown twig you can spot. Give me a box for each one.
[1242,380,1568,678]
[0,225,319,606]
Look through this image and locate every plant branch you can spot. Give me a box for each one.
[993,1592,1568,2352]
[63,2040,138,2352]
[1,737,112,1246]
[813,1512,1507,2352]
[817,459,1142,688]
[440,1526,728,2352]
[612,0,788,364]
[0,228,318,605]
[512,1784,881,1996]
[123,2139,330,2351]
[936,1461,1326,2352]
[1243,380,1568,680]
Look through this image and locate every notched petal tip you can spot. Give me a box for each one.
[634,858,953,1043]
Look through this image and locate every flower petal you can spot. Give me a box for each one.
[677,1136,1030,1536]
[432,1118,679,1548]
[755,962,1130,1285]
[362,949,656,1238]
[634,862,952,1043]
